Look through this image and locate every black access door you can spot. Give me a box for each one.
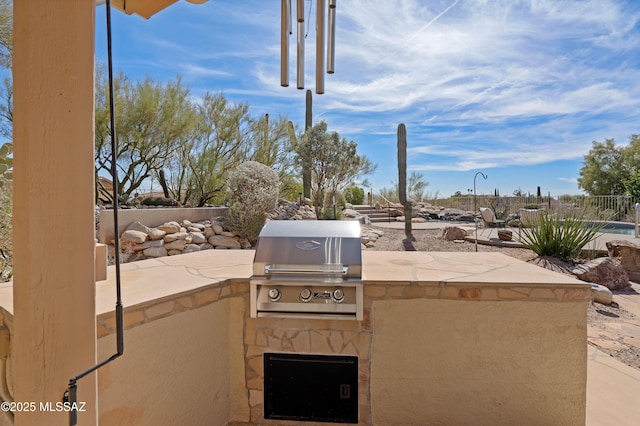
[263,353,358,424]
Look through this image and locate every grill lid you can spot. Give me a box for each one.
[252,220,362,278]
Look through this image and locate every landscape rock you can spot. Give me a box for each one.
[189,232,207,244]
[121,230,147,244]
[143,246,167,258]
[606,240,640,280]
[133,239,164,252]
[182,244,201,254]
[571,257,630,291]
[268,199,317,220]
[158,221,181,234]
[208,235,241,249]
[164,239,188,251]
[126,220,152,235]
[437,226,469,241]
[591,283,613,305]
[147,228,166,241]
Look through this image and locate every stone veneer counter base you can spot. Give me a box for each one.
[0,250,591,425]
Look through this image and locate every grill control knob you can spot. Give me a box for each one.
[268,288,281,302]
[300,288,313,302]
[333,288,345,303]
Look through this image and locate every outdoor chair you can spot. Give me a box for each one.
[479,207,505,228]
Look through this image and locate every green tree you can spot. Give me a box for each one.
[578,138,627,195]
[0,0,10,69]
[175,92,252,207]
[94,70,198,203]
[624,170,640,198]
[295,121,376,217]
[407,171,429,202]
[344,186,365,205]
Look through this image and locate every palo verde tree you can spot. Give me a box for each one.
[175,92,253,207]
[94,70,198,204]
[295,121,376,218]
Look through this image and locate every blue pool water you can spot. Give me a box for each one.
[599,222,636,236]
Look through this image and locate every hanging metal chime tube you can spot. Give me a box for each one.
[296,0,305,89]
[280,0,291,86]
[327,0,336,74]
[315,0,326,94]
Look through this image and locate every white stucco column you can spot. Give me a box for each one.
[13,1,98,424]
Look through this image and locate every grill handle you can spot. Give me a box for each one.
[265,265,349,275]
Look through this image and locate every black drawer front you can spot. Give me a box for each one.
[264,353,358,424]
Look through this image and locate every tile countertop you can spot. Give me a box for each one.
[0,250,589,318]
[361,251,589,287]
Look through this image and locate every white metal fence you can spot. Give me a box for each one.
[425,195,640,222]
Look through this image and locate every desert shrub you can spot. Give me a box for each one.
[225,161,279,243]
[321,190,345,220]
[344,186,365,205]
[279,175,303,201]
[522,203,540,209]
[141,196,177,207]
[518,210,605,261]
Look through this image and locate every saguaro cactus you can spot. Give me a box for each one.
[302,89,312,199]
[397,124,412,238]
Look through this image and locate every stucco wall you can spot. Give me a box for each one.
[370,299,587,426]
[96,297,248,426]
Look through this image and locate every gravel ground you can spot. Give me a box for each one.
[364,225,640,371]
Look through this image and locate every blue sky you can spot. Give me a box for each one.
[95,0,640,198]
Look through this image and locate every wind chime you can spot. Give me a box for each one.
[281,0,336,94]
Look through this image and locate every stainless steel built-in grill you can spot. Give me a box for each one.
[250,220,363,320]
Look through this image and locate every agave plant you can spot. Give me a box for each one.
[518,209,605,261]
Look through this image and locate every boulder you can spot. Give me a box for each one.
[606,240,640,281]
[437,226,469,241]
[132,239,164,252]
[208,235,241,249]
[158,221,181,234]
[121,230,147,244]
[571,257,630,291]
[343,209,360,218]
[189,231,207,244]
[143,246,167,258]
[126,220,152,235]
[164,239,188,251]
[591,283,613,305]
[182,244,201,254]
[147,228,166,241]
[190,222,206,230]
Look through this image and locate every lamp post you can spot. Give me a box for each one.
[474,171,487,252]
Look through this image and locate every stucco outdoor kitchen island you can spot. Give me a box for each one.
[0,250,592,425]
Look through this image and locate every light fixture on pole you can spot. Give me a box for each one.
[474,171,487,252]
[281,0,337,94]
